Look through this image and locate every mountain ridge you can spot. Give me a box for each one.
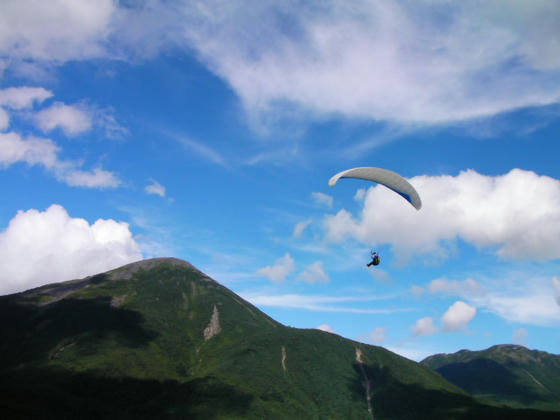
[421,344,560,411]
[1,257,558,419]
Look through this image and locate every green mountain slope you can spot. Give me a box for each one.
[1,258,557,419]
[422,345,560,411]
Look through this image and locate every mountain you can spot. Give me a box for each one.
[0,257,557,419]
[422,345,560,411]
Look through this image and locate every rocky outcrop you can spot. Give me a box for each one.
[203,304,221,340]
[356,348,374,419]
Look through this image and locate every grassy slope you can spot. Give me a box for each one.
[422,345,560,411]
[1,260,558,419]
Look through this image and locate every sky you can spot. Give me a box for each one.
[1,0,560,361]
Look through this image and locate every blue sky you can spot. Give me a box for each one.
[1,0,560,361]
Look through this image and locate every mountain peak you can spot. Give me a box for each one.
[490,344,528,352]
[107,257,207,280]
[18,257,213,305]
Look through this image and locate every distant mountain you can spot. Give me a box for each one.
[0,258,557,419]
[422,345,560,411]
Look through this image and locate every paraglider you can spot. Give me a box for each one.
[367,251,380,267]
[329,166,422,267]
[328,166,422,210]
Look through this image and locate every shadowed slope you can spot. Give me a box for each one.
[422,345,560,411]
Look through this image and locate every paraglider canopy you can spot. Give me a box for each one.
[329,167,422,210]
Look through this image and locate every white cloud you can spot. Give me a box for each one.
[145,179,166,197]
[177,1,560,125]
[429,277,486,298]
[474,288,560,326]
[241,292,411,314]
[354,188,366,201]
[0,86,53,109]
[3,2,560,128]
[0,131,60,168]
[35,102,92,136]
[554,276,560,306]
[0,87,125,139]
[0,0,116,62]
[0,108,8,130]
[297,261,329,284]
[316,324,335,333]
[256,253,295,282]
[95,108,129,139]
[324,169,560,262]
[441,301,477,332]
[178,136,227,167]
[412,273,560,327]
[441,273,560,326]
[0,131,120,188]
[412,316,438,336]
[0,87,122,187]
[311,192,333,208]
[368,327,386,344]
[59,167,120,188]
[293,219,312,238]
[513,328,529,345]
[0,204,142,295]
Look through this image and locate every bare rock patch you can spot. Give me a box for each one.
[203,304,221,340]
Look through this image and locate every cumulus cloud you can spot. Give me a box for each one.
[0,204,142,295]
[311,192,333,208]
[0,87,125,139]
[513,328,529,345]
[177,0,560,125]
[0,131,120,188]
[0,131,60,168]
[60,167,120,188]
[0,86,123,187]
[145,179,166,197]
[0,86,53,109]
[256,253,295,282]
[0,86,53,131]
[293,219,312,238]
[297,261,329,284]
[35,102,92,136]
[316,324,335,333]
[441,301,476,332]
[324,169,560,262]
[412,317,438,336]
[354,188,366,201]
